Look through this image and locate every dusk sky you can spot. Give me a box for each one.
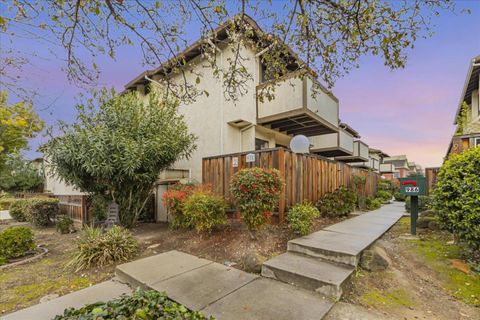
[4,0,480,168]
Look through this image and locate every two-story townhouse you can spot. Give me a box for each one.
[125,15,340,183]
[446,55,480,156]
[124,15,348,220]
[350,148,390,173]
[382,155,410,180]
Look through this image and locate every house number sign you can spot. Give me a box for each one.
[246,153,255,163]
[232,157,238,167]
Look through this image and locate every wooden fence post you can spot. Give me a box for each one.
[278,148,286,223]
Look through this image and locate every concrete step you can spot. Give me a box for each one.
[261,252,354,299]
[287,230,372,267]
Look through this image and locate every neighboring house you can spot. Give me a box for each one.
[446,55,480,157]
[407,162,417,175]
[40,158,84,196]
[382,155,410,180]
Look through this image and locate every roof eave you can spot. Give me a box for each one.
[454,55,480,125]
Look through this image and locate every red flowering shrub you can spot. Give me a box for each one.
[162,183,212,228]
[162,183,195,228]
[230,167,284,233]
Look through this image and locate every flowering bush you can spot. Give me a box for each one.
[162,183,212,228]
[162,183,195,228]
[230,167,283,233]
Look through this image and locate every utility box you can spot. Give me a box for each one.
[399,176,426,196]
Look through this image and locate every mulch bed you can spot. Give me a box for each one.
[132,215,345,271]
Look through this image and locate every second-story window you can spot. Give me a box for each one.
[255,138,269,150]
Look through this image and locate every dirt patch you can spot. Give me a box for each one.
[0,215,342,315]
[0,224,114,315]
[132,216,344,269]
[342,217,480,320]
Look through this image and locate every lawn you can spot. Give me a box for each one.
[0,223,114,315]
[343,217,480,320]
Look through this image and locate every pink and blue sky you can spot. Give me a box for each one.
[4,1,480,168]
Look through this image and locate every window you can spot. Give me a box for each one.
[255,138,269,150]
[475,137,480,147]
[394,172,400,179]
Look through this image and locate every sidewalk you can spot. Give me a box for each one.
[0,210,11,220]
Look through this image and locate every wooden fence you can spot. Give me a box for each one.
[56,195,89,224]
[425,167,441,195]
[202,147,379,223]
[15,192,89,224]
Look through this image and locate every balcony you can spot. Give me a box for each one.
[350,156,380,171]
[256,72,339,137]
[380,163,395,173]
[309,128,354,157]
[335,140,369,163]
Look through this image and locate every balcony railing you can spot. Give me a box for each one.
[309,128,354,157]
[335,140,369,163]
[256,72,339,136]
[380,163,395,173]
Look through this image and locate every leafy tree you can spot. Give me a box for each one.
[0,1,460,101]
[432,147,480,252]
[44,88,196,227]
[0,153,44,192]
[0,91,44,167]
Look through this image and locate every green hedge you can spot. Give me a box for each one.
[405,196,431,213]
[0,226,36,260]
[182,190,227,233]
[394,192,406,202]
[365,197,382,210]
[6,197,59,226]
[376,190,392,203]
[316,186,357,217]
[54,289,210,320]
[432,147,480,252]
[9,199,28,222]
[0,197,16,210]
[287,203,320,236]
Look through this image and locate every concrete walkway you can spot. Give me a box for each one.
[0,210,11,220]
[2,202,405,320]
[262,201,404,301]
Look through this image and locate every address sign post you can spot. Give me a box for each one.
[399,176,426,235]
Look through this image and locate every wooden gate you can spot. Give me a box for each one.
[202,148,379,222]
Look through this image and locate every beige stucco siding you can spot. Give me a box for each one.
[140,44,258,182]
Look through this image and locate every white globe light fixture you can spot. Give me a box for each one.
[290,135,310,154]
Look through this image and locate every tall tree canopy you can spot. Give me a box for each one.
[0,0,460,102]
[0,153,44,192]
[44,88,196,227]
[0,91,44,168]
